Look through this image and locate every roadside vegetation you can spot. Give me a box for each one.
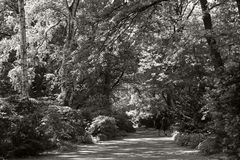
[0,0,240,159]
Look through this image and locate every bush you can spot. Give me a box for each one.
[188,133,206,149]
[113,112,136,133]
[198,137,220,155]
[88,115,118,140]
[56,141,78,152]
[0,54,16,97]
[8,139,45,157]
[78,132,95,144]
[38,105,86,142]
[0,97,49,157]
[174,132,206,149]
[0,99,16,155]
[205,65,240,159]
[0,97,87,158]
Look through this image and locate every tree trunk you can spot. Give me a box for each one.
[59,0,80,105]
[103,68,111,111]
[18,0,29,98]
[102,51,112,113]
[199,0,223,69]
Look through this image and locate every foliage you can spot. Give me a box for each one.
[29,64,48,97]
[0,97,47,157]
[88,115,118,140]
[38,105,86,142]
[197,137,220,155]
[138,113,156,128]
[0,98,16,156]
[78,132,95,144]
[174,132,207,149]
[0,51,16,97]
[1,0,240,158]
[0,97,87,158]
[204,66,240,158]
[113,112,136,133]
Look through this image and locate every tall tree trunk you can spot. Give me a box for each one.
[235,0,240,16]
[102,52,112,113]
[18,0,29,98]
[60,0,80,105]
[103,68,111,111]
[199,0,223,69]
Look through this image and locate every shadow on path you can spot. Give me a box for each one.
[12,128,216,160]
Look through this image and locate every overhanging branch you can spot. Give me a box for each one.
[132,0,169,13]
[112,70,125,89]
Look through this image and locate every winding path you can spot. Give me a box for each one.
[13,128,217,160]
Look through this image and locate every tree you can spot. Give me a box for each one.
[59,0,80,105]
[199,0,223,70]
[18,0,29,97]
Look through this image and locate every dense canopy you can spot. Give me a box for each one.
[0,0,240,159]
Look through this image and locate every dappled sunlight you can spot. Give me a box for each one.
[12,129,213,160]
[179,150,199,154]
[123,137,173,141]
[28,129,211,160]
[57,155,80,158]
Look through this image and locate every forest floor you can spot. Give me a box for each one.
[11,128,222,160]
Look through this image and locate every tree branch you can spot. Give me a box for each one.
[209,2,224,10]
[36,20,63,50]
[132,0,169,13]
[112,70,125,89]
[64,0,69,9]
[186,1,198,19]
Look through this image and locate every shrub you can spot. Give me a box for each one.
[198,137,220,155]
[57,141,78,152]
[188,133,206,149]
[174,132,206,149]
[0,97,87,158]
[0,99,16,155]
[8,139,44,157]
[38,105,87,142]
[205,65,240,159]
[0,55,16,97]
[78,132,95,144]
[0,97,48,157]
[88,115,118,140]
[113,112,136,133]
[174,132,190,146]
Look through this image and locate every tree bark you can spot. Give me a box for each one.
[103,67,111,111]
[18,0,29,98]
[101,51,112,113]
[60,0,80,105]
[199,0,223,69]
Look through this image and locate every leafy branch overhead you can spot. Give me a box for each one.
[0,0,240,159]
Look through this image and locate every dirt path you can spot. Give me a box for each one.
[12,128,217,160]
